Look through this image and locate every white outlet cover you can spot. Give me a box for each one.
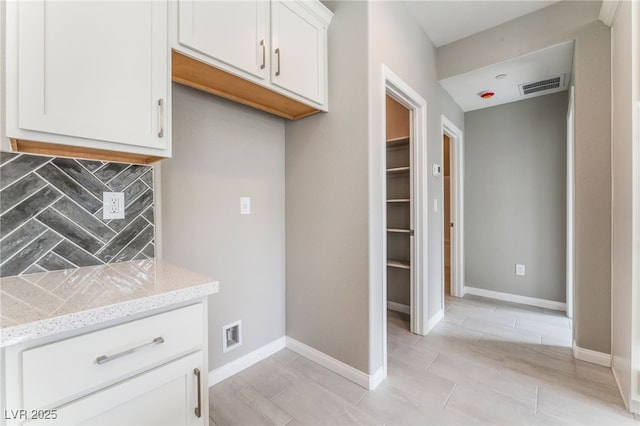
[516,264,526,276]
[240,197,251,215]
[103,192,125,220]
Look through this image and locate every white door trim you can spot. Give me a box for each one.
[566,87,575,319]
[381,65,428,378]
[441,116,464,302]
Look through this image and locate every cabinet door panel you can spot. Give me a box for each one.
[271,1,325,105]
[178,0,268,80]
[26,353,204,426]
[17,1,168,150]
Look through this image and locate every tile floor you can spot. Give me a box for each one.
[209,295,639,425]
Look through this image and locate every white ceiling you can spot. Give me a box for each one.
[405,0,561,48]
[438,41,574,112]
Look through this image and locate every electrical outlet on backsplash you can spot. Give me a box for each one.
[0,151,155,277]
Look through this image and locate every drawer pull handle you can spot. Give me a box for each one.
[96,337,165,365]
[194,368,202,418]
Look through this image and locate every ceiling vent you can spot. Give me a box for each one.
[519,74,566,96]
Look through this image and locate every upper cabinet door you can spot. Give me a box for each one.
[177,0,269,80]
[270,0,327,105]
[13,1,169,150]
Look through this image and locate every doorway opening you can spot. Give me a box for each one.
[443,134,452,297]
[380,66,428,382]
[385,95,413,321]
[440,116,464,310]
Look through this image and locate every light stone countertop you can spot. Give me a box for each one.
[0,259,219,347]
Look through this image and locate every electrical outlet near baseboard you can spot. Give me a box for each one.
[222,320,242,353]
[515,264,526,276]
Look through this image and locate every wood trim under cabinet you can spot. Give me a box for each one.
[171,50,320,121]
[10,139,165,165]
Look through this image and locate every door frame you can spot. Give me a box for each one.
[440,116,464,303]
[381,65,428,377]
[566,87,575,319]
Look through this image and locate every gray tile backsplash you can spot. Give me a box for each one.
[0,152,155,277]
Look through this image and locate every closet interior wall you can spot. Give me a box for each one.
[385,95,412,312]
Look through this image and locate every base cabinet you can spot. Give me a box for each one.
[27,353,204,426]
[2,303,208,426]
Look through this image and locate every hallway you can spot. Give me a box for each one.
[209,296,638,425]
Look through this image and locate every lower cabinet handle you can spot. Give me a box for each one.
[96,337,164,365]
[194,368,202,418]
[275,48,281,77]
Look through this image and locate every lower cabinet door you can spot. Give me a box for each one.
[27,352,204,426]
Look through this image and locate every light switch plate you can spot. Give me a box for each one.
[103,192,125,220]
[240,197,251,215]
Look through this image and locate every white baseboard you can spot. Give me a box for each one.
[286,337,381,390]
[572,340,611,367]
[426,309,444,334]
[209,336,286,386]
[387,301,410,315]
[611,364,630,410]
[369,366,385,390]
[464,286,566,311]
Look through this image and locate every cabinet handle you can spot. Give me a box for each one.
[157,99,164,138]
[194,368,202,418]
[275,48,281,77]
[96,337,164,365]
[260,39,266,70]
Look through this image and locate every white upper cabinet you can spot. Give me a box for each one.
[178,1,269,81]
[6,0,171,161]
[271,0,327,105]
[173,0,332,113]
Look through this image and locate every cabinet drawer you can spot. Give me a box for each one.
[21,303,204,409]
[26,352,204,426]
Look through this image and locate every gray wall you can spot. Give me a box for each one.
[610,0,637,405]
[465,92,567,302]
[436,0,611,355]
[160,84,286,369]
[285,0,464,375]
[285,0,371,373]
[368,0,464,371]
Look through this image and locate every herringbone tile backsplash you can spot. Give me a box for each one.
[0,151,155,277]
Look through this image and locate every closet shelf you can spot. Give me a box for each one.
[387,199,410,203]
[387,259,411,269]
[387,228,411,233]
[386,166,410,174]
[386,136,410,147]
